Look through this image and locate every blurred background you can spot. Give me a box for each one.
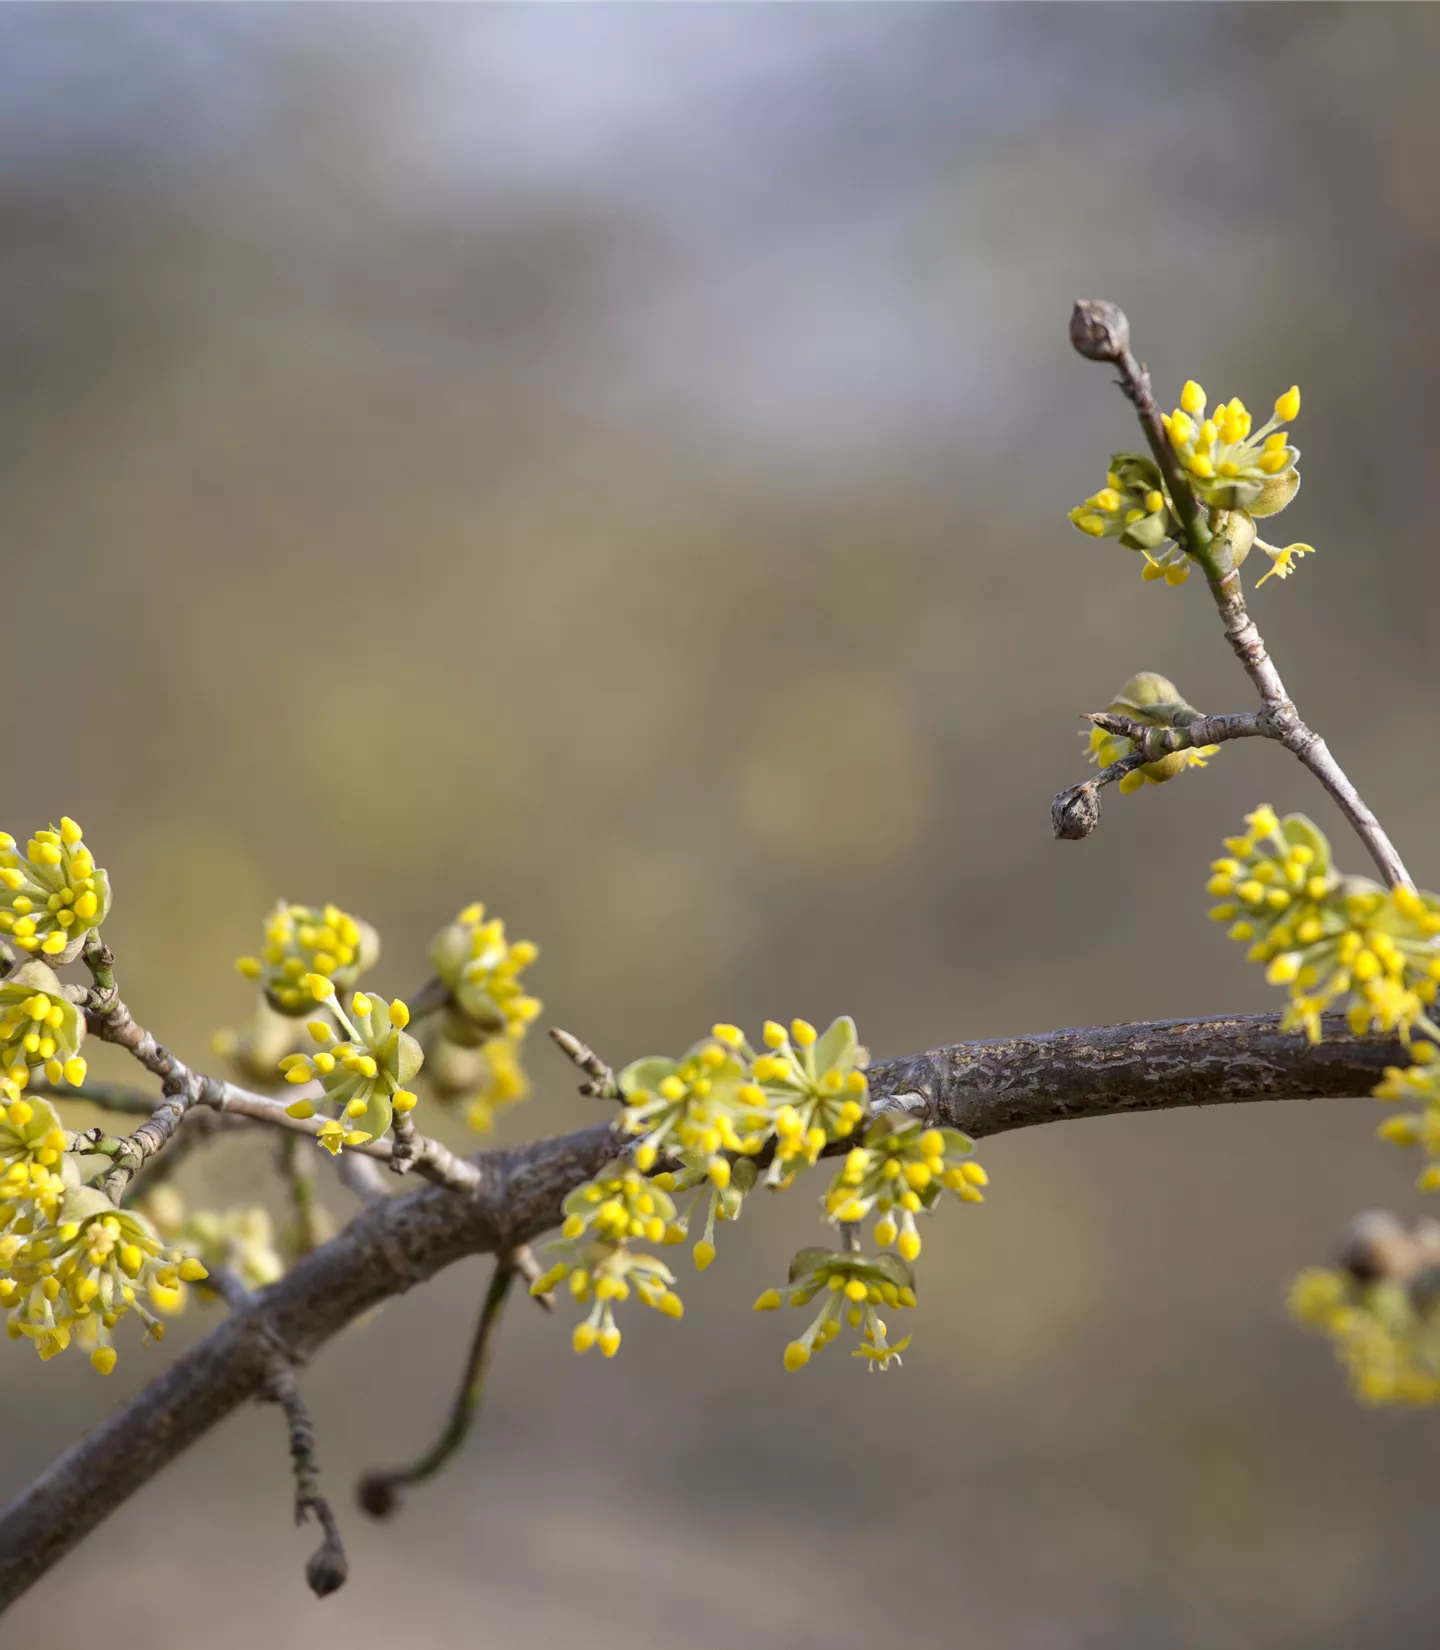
[3,5,1439,1646]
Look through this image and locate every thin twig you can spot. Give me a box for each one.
[356,1257,517,1520]
[1067,299,1414,891]
[549,1025,620,1099]
[77,935,482,1195]
[262,1356,349,1597]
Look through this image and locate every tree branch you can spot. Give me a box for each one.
[0,1011,1405,1612]
[78,936,482,1193]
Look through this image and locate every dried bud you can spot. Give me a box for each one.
[1052,784,1100,841]
[1069,299,1130,363]
[305,1538,349,1597]
[355,1471,402,1521]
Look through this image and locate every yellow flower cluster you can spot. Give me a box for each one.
[1374,1046,1440,1189]
[1208,806,1440,1042]
[0,819,110,962]
[430,903,541,1046]
[0,1110,205,1374]
[237,902,378,1016]
[615,1016,869,1273]
[145,1187,285,1293]
[0,962,87,1091]
[533,1167,685,1356]
[826,1116,987,1261]
[1161,380,1301,512]
[0,1092,73,1235]
[280,987,423,1155]
[1068,452,1183,580]
[745,1017,869,1186]
[1290,1260,1440,1407]
[755,1246,917,1372]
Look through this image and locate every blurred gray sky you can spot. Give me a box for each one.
[2,7,1440,1648]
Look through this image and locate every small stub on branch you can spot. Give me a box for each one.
[1052,783,1101,841]
[1069,299,1130,364]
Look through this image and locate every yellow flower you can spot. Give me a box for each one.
[279,992,423,1154]
[1,1189,204,1373]
[237,901,378,1016]
[0,819,110,962]
[533,1168,684,1357]
[0,963,87,1090]
[825,1116,987,1261]
[1161,381,1302,514]
[429,904,541,1047]
[1208,809,1440,1042]
[757,1247,917,1372]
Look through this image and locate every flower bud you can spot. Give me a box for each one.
[1069,299,1130,362]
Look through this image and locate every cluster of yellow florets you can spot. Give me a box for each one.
[826,1116,987,1261]
[614,1016,870,1278]
[1208,806,1440,1042]
[1068,452,1185,581]
[0,1097,204,1374]
[280,985,423,1155]
[1290,1254,1440,1407]
[237,902,378,1016]
[430,903,541,1046]
[417,904,541,1133]
[0,820,110,962]
[531,1167,685,1356]
[1373,1047,1440,1190]
[0,962,87,1091]
[754,1247,917,1372]
[1163,380,1300,506]
[145,1186,286,1293]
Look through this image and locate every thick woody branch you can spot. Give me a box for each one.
[0,1009,1405,1612]
[1067,300,1413,892]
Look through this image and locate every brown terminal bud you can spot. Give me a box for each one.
[1052,783,1101,841]
[1070,299,1130,363]
[305,1538,349,1598]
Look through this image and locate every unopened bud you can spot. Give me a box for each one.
[1052,784,1101,841]
[1070,299,1130,363]
[305,1538,349,1598]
